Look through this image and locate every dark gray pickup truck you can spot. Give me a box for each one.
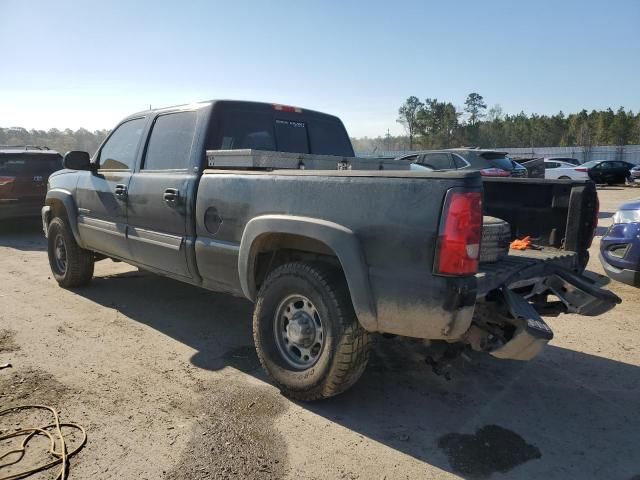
[42,100,620,400]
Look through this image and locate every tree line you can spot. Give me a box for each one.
[0,127,109,155]
[3,95,640,157]
[352,94,640,153]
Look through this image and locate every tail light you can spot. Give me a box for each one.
[434,190,482,276]
[479,168,511,177]
[0,176,15,186]
[575,167,588,172]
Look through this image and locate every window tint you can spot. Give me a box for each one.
[0,155,61,175]
[274,119,309,153]
[220,111,276,151]
[452,154,468,168]
[144,112,197,170]
[0,158,25,176]
[213,107,354,157]
[99,118,146,170]
[27,156,62,174]
[545,162,559,169]
[307,117,353,156]
[420,153,453,170]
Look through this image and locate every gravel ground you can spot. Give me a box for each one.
[0,187,639,479]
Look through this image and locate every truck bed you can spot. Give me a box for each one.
[476,247,578,296]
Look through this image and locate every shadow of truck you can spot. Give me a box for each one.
[76,269,640,479]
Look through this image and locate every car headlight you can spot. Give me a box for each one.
[612,209,640,224]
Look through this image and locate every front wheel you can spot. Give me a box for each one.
[47,217,94,288]
[253,262,372,401]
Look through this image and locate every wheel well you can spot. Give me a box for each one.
[47,199,67,219]
[251,233,341,292]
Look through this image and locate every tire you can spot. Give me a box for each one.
[253,262,372,401]
[558,176,571,180]
[47,217,94,288]
[480,216,511,264]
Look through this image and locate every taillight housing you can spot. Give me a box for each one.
[575,167,588,172]
[479,168,511,177]
[434,189,482,276]
[0,176,15,186]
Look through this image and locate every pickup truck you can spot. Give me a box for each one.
[42,100,621,400]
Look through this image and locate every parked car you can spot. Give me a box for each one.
[0,146,62,220]
[600,198,640,286]
[397,148,528,177]
[544,159,589,180]
[43,100,619,400]
[545,156,581,166]
[630,164,640,182]
[577,160,635,185]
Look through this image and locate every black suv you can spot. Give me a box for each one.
[0,146,63,220]
[397,148,528,177]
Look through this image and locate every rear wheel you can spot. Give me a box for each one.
[253,262,372,401]
[47,217,94,287]
[558,176,571,180]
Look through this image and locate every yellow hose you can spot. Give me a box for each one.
[0,405,86,480]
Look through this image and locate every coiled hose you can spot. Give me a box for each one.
[0,405,86,480]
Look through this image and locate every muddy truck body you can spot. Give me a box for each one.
[42,100,620,400]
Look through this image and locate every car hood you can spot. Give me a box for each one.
[619,198,640,210]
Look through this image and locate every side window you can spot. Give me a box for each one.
[420,153,453,170]
[452,154,469,169]
[545,162,558,169]
[143,112,197,170]
[99,118,146,170]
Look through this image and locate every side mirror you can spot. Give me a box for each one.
[63,151,92,171]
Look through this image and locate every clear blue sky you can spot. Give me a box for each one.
[1,0,638,137]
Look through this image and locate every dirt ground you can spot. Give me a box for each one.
[1,187,639,480]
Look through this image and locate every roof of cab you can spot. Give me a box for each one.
[123,99,340,122]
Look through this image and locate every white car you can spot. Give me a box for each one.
[544,159,589,180]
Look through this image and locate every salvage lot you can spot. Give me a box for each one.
[1,188,639,479]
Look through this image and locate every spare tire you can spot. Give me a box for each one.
[480,216,511,263]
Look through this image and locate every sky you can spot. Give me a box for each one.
[1,0,639,138]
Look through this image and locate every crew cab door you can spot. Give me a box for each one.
[75,117,146,259]
[125,111,199,278]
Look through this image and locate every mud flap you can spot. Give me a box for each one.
[490,288,554,361]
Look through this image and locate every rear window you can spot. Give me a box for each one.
[480,152,514,170]
[213,106,354,157]
[0,154,62,175]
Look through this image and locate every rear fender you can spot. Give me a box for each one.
[239,215,377,331]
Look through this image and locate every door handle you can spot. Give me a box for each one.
[163,188,179,204]
[115,184,128,199]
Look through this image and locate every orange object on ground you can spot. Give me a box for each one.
[510,236,532,250]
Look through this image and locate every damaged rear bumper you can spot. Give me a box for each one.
[469,263,621,361]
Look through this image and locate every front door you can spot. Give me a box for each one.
[126,111,198,278]
[75,117,147,260]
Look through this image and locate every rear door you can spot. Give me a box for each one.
[75,117,147,259]
[126,110,199,278]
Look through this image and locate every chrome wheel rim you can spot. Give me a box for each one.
[54,234,67,273]
[274,294,324,369]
